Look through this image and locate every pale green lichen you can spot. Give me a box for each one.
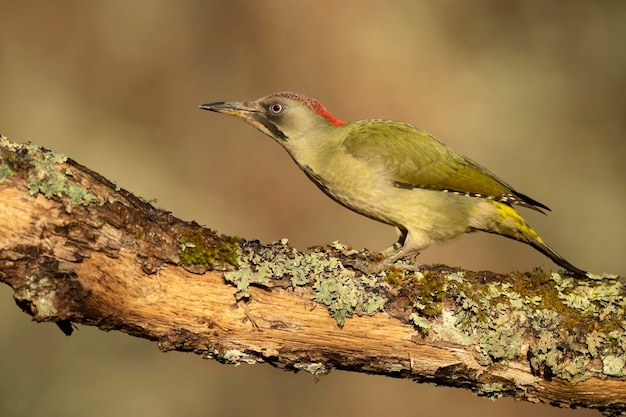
[409,313,431,334]
[385,363,404,372]
[311,260,389,326]
[224,268,252,297]
[476,382,505,399]
[305,362,327,375]
[12,274,58,321]
[311,269,360,326]
[226,240,387,326]
[603,355,626,376]
[528,332,563,373]
[223,234,623,383]
[0,163,12,183]
[446,271,465,283]
[25,144,99,205]
[31,296,55,317]
[362,293,386,314]
[560,356,591,384]
[222,349,260,365]
[478,311,525,361]
[293,362,328,376]
[393,266,626,383]
[430,308,475,346]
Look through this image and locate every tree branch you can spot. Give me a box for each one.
[0,136,624,415]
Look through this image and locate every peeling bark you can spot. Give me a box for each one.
[0,136,624,415]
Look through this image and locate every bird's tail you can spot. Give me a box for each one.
[486,202,588,277]
[524,237,588,277]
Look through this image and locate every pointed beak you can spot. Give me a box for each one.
[199,101,260,120]
[199,99,288,141]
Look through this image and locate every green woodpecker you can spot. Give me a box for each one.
[200,92,587,277]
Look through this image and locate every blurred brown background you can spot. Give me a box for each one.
[1,1,624,416]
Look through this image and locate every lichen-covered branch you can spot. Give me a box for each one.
[0,136,624,415]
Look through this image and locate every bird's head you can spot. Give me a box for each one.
[200,92,345,143]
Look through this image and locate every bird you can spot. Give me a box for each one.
[199,91,587,277]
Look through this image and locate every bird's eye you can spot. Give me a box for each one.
[269,103,283,114]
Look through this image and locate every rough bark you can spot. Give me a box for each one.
[0,136,624,415]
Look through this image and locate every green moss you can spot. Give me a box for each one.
[179,229,241,270]
[417,271,447,317]
[385,268,450,318]
[391,269,461,323]
[383,266,409,286]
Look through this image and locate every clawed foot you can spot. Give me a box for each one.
[340,233,422,274]
[341,257,389,274]
[342,250,421,274]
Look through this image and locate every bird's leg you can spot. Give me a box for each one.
[381,246,422,271]
[381,241,403,258]
[345,228,423,274]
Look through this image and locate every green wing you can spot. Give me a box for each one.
[342,121,549,211]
